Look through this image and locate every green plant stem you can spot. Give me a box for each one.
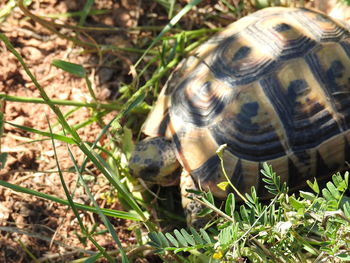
[162,28,220,40]
[17,239,40,263]
[217,144,248,202]
[0,93,150,113]
[193,196,236,223]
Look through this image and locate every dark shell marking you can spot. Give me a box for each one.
[143,7,350,197]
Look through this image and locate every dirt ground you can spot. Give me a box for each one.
[0,0,342,262]
[0,0,152,261]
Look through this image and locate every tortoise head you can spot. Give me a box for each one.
[129,137,181,186]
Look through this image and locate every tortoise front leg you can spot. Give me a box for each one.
[180,170,209,228]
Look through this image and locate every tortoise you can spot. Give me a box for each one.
[129,7,350,226]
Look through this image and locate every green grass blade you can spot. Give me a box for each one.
[49,122,116,263]
[78,0,94,26]
[66,140,128,262]
[45,9,109,19]
[81,143,147,219]
[84,253,102,263]
[336,254,350,261]
[0,153,7,169]
[0,179,141,221]
[52,60,86,77]
[5,121,76,144]
[0,102,5,169]
[0,0,17,23]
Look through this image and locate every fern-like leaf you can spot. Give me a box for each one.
[200,228,213,244]
[343,202,350,219]
[174,229,188,247]
[190,227,204,245]
[148,232,162,248]
[165,232,179,247]
[261,162,288,196]
[225,193,235,217]
[181,229,195,246]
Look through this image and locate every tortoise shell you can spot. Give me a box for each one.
[142,7,350,197]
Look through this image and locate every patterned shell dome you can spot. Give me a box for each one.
[142,7,350,197]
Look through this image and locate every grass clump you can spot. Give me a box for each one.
[147,164,350,262]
